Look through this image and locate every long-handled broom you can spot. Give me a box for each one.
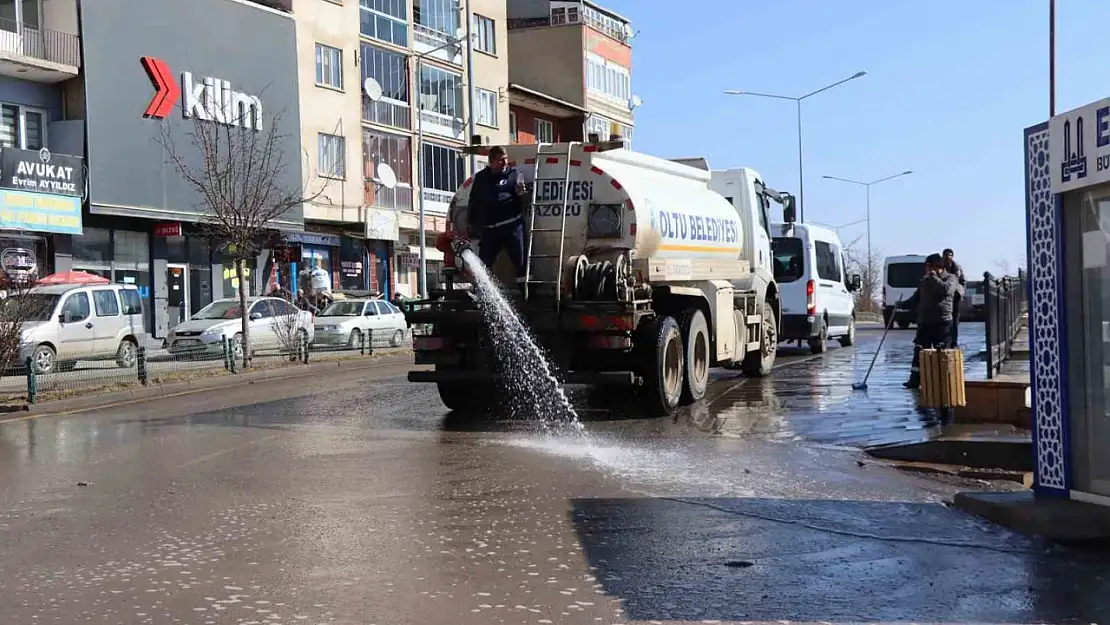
[852,304,901,391]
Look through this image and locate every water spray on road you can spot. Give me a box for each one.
[458,249,582,432]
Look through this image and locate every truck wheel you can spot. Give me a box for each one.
[808,320,827,354]
[435,365,492,414]
[678,308,710,404]
[637,315,684,417]
[897,320,911,330]
[742,301,777,378]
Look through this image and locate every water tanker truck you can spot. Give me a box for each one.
[403,139,796,417]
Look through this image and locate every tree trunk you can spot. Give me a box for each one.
[237,257,251,369]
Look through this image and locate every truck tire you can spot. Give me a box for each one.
[897,320,911,330]
[637,315,684,417]
[434,365,492,414]
[742,301,777,378]
[678,308,710,404]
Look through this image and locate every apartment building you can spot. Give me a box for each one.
[0,0,84,293]
[507,0,634,146]
[339,0,509,296]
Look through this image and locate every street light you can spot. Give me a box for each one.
[821,170,913,272]
[413,32,473,297]
[723,70,866,223]
[809,218,869,233]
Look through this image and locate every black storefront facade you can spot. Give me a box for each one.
[73,0,303,338]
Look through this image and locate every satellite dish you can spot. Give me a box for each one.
[630,94,643,109]
[375,162,397,189]
[363,77,383,102]
[623,23,635,40]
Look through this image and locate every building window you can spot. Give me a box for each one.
[535,119,554,144]
[472,13,496,54]
[550,7,565,24]
[586,53,630,105]
[0,103,45,150]
[360,0,408,47]
[363,128,413,210]
[583,4,629,41]
[318,133,346,179]
[418,64,462,119]
[360,43,411,130]
[509,111,517,143]
[421,142,465,193]
[475,88,497,128]
[414,0,458,35]
[315,43,343,89]
[586,116,632,144]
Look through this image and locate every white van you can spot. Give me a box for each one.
[883,254,927,329]
[10,283,147,374]
[770,222,861,353]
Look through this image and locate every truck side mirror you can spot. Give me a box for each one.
[782,194,797,223]
[848,274,862,292]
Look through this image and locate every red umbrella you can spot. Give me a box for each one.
[37,271,111,285]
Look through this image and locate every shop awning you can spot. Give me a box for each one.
[406,245,444,262]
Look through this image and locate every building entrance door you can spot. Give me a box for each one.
[1079,195,1110,497]
[167,264,189,331]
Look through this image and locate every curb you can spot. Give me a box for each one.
[3,352,416,419]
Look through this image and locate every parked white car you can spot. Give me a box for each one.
[9,283,148,374]
[166,297,315,358]
[312,299,408,349]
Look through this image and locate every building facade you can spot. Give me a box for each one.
[319,0,510,297]
[507,83,585,145]
[507,0,634,146]
[0,0,84,293]
[78,0,303,338]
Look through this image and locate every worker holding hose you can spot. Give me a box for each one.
[898,253,959,390]
[467,146,528,288]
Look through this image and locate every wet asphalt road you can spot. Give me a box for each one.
[1,325,1108,625]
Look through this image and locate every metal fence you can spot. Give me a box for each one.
[5,329,411,406]
[983,269,1027,379]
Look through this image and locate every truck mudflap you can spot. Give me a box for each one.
[408,370,640,386]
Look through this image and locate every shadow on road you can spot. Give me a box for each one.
[570,496,1110,623]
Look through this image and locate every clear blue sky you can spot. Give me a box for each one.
[601,0,1108,277]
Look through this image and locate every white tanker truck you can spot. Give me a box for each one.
[403,139,796,416]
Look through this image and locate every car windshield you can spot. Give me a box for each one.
[321,302,364,317]
[0,294,59,322]
[194,300,244,320]
[771,237,804,283]
[887,262,923,288]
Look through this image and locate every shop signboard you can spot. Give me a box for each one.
[154,221,183,237]
[0,246,37,281]
[0,148,85,197]
[365,207,399,241]
[1051,95,1110,194]
[0,189,82,235]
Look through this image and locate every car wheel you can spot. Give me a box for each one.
[116,339,138,368]
[348,328,363,349]
[391,329,404,347]
[31,344,56,375]
[808,320,828,354]
[839,317,856,347]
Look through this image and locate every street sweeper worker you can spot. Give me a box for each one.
[898,253,958,389]
[467,146,528,288]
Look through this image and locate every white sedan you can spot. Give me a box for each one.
[312,299,408,349]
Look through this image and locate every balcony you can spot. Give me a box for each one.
[418,109,466,142]
[364,180,413,212]
[421,188,453,216]
[0,18,80,82]
[362,97,412,131]
[413,24,462,66]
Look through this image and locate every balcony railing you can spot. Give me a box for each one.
[419,109,466,142]
[413,24,462,65]
[362,97,412,131]
[0,19,81,68]
[364,180,413,212]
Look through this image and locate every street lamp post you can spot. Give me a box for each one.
[723,71,866,223]
[415,33,473,297]
[821,170,913,267]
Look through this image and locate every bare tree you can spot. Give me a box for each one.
[842,236,883,313]
[0,274,53,375]
[159,105,327,368]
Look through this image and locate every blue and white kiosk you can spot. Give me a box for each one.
[1025,97,1110,506]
